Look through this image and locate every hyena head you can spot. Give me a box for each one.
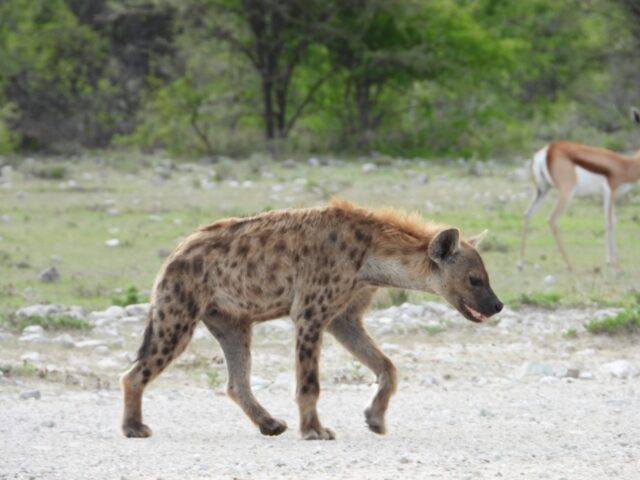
[427,228,503,323]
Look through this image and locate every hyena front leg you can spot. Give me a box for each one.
[292,302,338,441]
[121,305,198,438]
[328,312,397,435]
[202,311,287,436]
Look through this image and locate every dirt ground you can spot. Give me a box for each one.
[2,303,639,479]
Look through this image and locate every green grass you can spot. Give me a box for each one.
[512,292,562,309]
[585,308,640,335]
[111,286,143,307]
[0,362,37,378]
[0,153,639,315]
[3,315,92,332]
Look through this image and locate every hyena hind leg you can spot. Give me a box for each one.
[202,312,287,436]
[120,310,196,438]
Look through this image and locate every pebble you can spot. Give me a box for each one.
[124,303,149,317]
[20,352,42,362]
[53,334,75,348]
[600,360,637,379]
[19,390,41,400]
[38,267,60,283]
[105,239,120,247]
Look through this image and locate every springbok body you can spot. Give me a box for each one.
[519,108,640,270]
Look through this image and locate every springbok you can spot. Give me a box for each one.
[519,107,640,271]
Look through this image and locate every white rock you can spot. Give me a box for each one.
[124,303,149,317]
[53,334,75,348]
[105,239,120,247]
[362,163,377,173]
[20,352,42,362]
[600,360,638,379]
[543,275,556,285]
[97,358,120,369]
[19,390,41,400]
[22,325,45,335]
[516,361,555,378]
[250,376,271,390]
[16,304,62,318]
[94,345,110,355]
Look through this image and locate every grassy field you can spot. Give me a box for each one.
[1,152,639,319]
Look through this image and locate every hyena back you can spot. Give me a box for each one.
[121,199,503,440]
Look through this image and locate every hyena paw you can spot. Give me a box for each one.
[259,417,288,436]
[301,426,336,441]
[122,420,152,438]
[364,407,386,435]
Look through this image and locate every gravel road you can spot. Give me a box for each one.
[2,303,639,479]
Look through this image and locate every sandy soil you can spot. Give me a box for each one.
[2,304,639,479]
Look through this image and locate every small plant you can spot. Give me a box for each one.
[205,368,222,389]
[421,324,445,335]
[478,236,511,253]
[28,164,68,180]
[112,286,141,307]
[8,315,91,332]
[0,363,37,378]
[388,289,409,306]
[585,308,640,335]
[514,292,561,309]
[562,328,578,339]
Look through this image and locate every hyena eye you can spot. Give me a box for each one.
[469,276,483,287]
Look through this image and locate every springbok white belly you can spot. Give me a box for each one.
[573,166,608,197]
[573,167,634,198]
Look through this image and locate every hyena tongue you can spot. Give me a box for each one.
[464,304,488,322]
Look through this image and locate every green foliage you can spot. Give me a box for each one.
[585,308,640,335]
[514,292,561,309]
[27,164,68,180]
[562,328,578,339]
[388,289,409,306]
[6,315,91,332]
[111,286,142,307]
[205,368,222,389]
[0,363,37,378]
[1,0,640,157]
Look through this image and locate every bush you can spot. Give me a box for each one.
[8,315,91,332]
[111,286,142,307]
[585,308,640,335]
[513,292,561,309]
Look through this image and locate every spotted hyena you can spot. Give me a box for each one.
[121,199,503,440]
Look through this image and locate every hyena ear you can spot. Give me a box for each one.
[632,107,640,125]
[468,230,488,248]
[428,228,460,263]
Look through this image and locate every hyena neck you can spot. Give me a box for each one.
[358,247,431,291]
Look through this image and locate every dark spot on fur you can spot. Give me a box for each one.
[274,241,287,252]
[142,368,151,378]
[186,293,198,318]
[191,256,204,276]
[158,310,166,321]
[354,229,367,242]
[340,241,348,251]
[236,243,250,257]
[302,246,310,256]
[151,345,158,355]
[329,231,338,242]
[275,286,285,296]
[304,307,314,321]
[162,347,171,355]
[156,358,164,367]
